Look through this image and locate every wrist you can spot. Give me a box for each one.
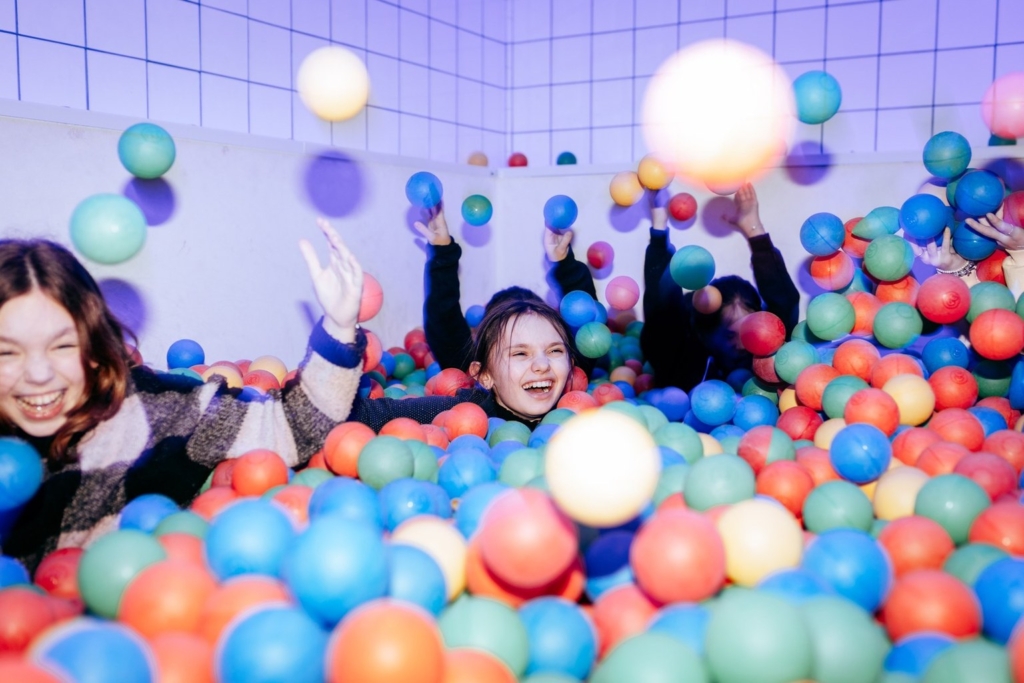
[744,223,766,239]
[322,317,357,343]
[432,235,452,246]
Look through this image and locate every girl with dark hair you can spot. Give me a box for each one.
[348,297,577,430]
[0,221,367,570]
[641,184,800,391]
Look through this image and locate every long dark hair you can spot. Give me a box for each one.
[469,298,579,378]
[0,239,134,462]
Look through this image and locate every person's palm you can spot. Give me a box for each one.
[413,203,451,246]
[723,183,765,238]
[545,228,573,262]
[299,218,363,341]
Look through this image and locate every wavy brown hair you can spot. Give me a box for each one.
[0,239,134,462]
[469,298,579,379]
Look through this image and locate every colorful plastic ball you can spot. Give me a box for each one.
[732,394,780,431]
[881,569,982,641]
[296,45,368,121]
[518,598,597,680]
[392,516,467,601]
[683,454,755,511]
[636,154,674,190]
[669,245,716,290]
[609,171,643,206]
[0,437,43,511]
[76,529,166,619]
[468,152,489,166]
[800,212,846,256]
[774,340,820,385]
[556,151,577,165]
[118,122,176,179]
[928,367,978,412]
[439,595,530,677]
[34,619,154,683]
[973,557,1024,644]
[832,339,881,382]
[217,606,327,683]
[922,336,970,374]
[923,131,972,178]
[574,322,612,359]
[970,308,1024,361]
[704,590,813,683]
[559,291,598,327]
[981,71,1024,139]
[630,509,725,602]
[951,221,998,261]
[801,595,890,683]
[737,311,786,356]
[717,498,803,586]
[204,498,296,581]
[810,250,855,291]
[543,195,578,231]
[604,276,640,311]
[914,474,991,545]
[806,292,856,340]
[587,242,614,270]
[442,648,518,683]
[877,516,955,577]
[462,194,493,226]
[737,426,796,473]
[801,528,893,612]
[69,193,147,264]
[802,479,874,532]
[864,235,914,282]
[668,192,697,221]
[885,633,955,678]
[853,206,901,239]
[793,70,842,124]
[509,152,528,167]
[900,193,951,240]
[955,170,1005,217]
[883,374,935,426]
[405,171,443,209]
[118,493,179,534]
[590,631,705,683]
[970,501,1024,555]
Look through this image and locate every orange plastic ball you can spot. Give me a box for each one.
[880,570,981,641]
[870,354,923,389]
[983,429,1024,473]
[610,171,643,207]
[380,417,427,442]
[842,217,870,258]
[795,446,841,486]
[630,509,725,603]
[917,442,971,476]
[445,402,489,439]
[363,331,383,373]
[198,576,291,645]
[464,537,584,608]
[231,449,289,496]
[591,583,659,657]
[969,501,1024,554]
[442,649,517,683]
[150,632,214,683]
[929,366,979,412]
[557,390,600,412]
[877,516,955,577]
[637,154,674,190]
[795,363,840,412]
[323,422,376,477]
[876,275,920,305]
[118,560,218,638]
[243,369,281,392]
[158,532,207,568]
[432,368,475,397]
[970,308,1024,360]
[810,251,855,291]
[756,460,815,518]
[892,427,942,466]
[358,272,384,323]
[843,388,900,436]
[847,292,883,337]
[953,452,1018,500]
[271,485,314,525]
[929,408,985,450]
[831,338,881,381]
[693,286,723,314]
[190,486,238,520]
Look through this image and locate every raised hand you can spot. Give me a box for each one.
[722,183,766,239]
[647,188,670,231]
[412,203,452,246]
[965,212,1024,251]
[299,218,363,343]
[910,226,970,274]
[544,227,574,262]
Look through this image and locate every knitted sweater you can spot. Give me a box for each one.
[641,228,800,391]
[2,322,366,572]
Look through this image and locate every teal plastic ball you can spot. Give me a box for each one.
[461,194,493,226]
[872,302,923,349]
[863,234,914,282]
[800,212,845,256]
[69,194,147,264]
[805,292,856,341]
[669,245,716,290]
[923,131,971,179]
[793,70,842,125]
[575,322,612,359]
[118,122,176,179]
[556,151,577,165]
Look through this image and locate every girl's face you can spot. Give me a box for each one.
[477,313,571,420]
[0,290,86,438]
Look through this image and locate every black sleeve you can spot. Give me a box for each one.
[424,240,474,372]
[347,389,491,432]
[749,234,801,334]
[551,245,597,298]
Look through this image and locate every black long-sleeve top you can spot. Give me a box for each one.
[640,228,800,392]
[423,239,597,372]
[347,387,537,431]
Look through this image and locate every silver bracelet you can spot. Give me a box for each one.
[936,261,977,278]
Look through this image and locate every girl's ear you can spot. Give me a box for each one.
[468,361,481,379]
[471,362,495,390]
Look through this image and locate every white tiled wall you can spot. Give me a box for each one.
[509,0,1023,165]
[1,0,1020,166]
[1,0,509,164]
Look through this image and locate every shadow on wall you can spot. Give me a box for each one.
[700,196,740,239]
[608,201,648,233]
[784,141,834,186]
[982,157,1024,192]
[98,279,147,336]
[460,221,491,248]
[302,152,365,217]
[122,178,176,226]
[797,256,828,299]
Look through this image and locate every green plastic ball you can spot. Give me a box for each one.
[153,510,208,538]
[683,454,755,511]
[655,423,704,464]
[873,302,923,349]
[806,293,856,341]
[523,675,580,683]
[968,281,1016,323]
[625,320,644,338]
[392,353,416,380]
[291,468,333,488]
[639,405,670,433]
[852,206,900,239]
[575,322,612,359]
[653,463,690,507]
[790,320,825,344]
[591,632,707,683]
[439,595,530,677]
[870,518,890,538]
[742,377,780,404]
[922,638,1011,683]
[461,194,493,226]
[802,480,874,533]
[863,234,914,282]
[601,401,647,426]
[489,421,531,447]
[670,245,716,290]
[556,151,577,165]
[69,193,147,264]
[914,474,991,545]
[408,440,439,482]
[774,340,820,385]
[541,409,576,426]
[118,122,176,179]
[498,447,544,487]
[357,435,414,489]
[821,375,869,419]
[800,595,890,683]
[944,543,1009,586]
[973,359,1013,398]
[78,529,167,618]
[705,589,814,683]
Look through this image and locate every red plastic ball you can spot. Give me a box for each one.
[587,241,614,269]
[752,354,782,383]
[34,548,83,601]
[445,402,489,439]
[877,516,955,577]
[668,192,698,221]
[592,383,626,405]
[876,275,920,305]
[983,429,1024,473]
[776,406,823,441]
[404,328,427,350]
[929,366,979,411]
[810,251,855,291]
[953,452,1019,500]
[880,570,982,641]
[630,509,725,603]
[917,273,971,324]
[408,342,432,369]
[842,217,870,258]
[795,364,840,412]
[796,446,841,486]
[847,292,882,337]
[892,427,942,466]
[756,460,815,518]
[231,449,289,496]
[738,311,787,356]
[831,339,881,381]
[870,354,923,389]
[432,368,475,397]
[969,501,1024,554]
[970,308,1024,360]
[358,272,384,322]
[976,249,1008,284]
[928,408,985,451]
[591,583,659,657]
[0,588,61,654]
[843,388,900,436]
[917,441,971,476]
[508,152,528,167]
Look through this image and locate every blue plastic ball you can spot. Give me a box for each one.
[438,449,495,499]
[0,437,43,511]
[218,606,328,683]
[557,151,577,165]
[0,555,29,588]
[659,447,687,467]
[648,387,690,422]
[951,221,998,260]
[529,423,560,447]
[829,423,892,484]
[488,441,525,471]
[544,195,579,230]
[405,171,443,208]
[954,170,1004,217]
[801,529,892,612]
[308,476,382,527]
[36,619,154,683]
[281,517,388,626]
[379,478,449,531]
[884,632,955,677]
[793,70,842,125]
[594,301,609,324]
[683,409,715,433]
[519,597,598,679]
[669,245,716,290]
[118,122,176,179]
[973,557,1024,644]
[726,368,754,392]
[689,380,737,426]
[583,530,634,600]
[799,212,846,256]
[425,362,442,380]
[560,291,599,327]
[922,336,970,373]
[69,194,147,264]
[710,424,745,441]
[462,194,493,226]
[466,304,486,327]
[386,544,447,616]
[119,494,179,533]
[923,131,972,179]
[968,406,1008,436]
[454,481,509,537]
[732,394,780,430]
[449,434,490,454]
[166,339,204,370]
[900,194,952,240]
[204,499,296,580]
[648,604,710,656]
[758,568,833,604]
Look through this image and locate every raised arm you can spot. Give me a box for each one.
[546,229,597,299]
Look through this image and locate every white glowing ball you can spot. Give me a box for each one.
[297,46,370,122]
[545,410,661,527]
[643,39,795,186]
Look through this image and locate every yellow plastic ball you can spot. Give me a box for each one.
[297,46,370,122]
[202,363,243,388]
[693,286,722,314]
[699,433,723,456]
[882,374,935,426]
[637,154,673,190]
[642,39,795,186]
[716,498,803,587]
[814,417,847,449]
[609,171,643,207]
[609,367,637,386]
[249,355,288,384]
[391,515,466,600]
[779,387,799,412]
[545,410,661,527]
[467,152,489,166]
[872,466,929,521]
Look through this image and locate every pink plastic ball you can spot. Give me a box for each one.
[605,275,640,310]
[358,272,384,322]
[981,72,1024,140]
[587,241,615,269]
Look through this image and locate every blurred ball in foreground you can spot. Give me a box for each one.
[297,46,370,122]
